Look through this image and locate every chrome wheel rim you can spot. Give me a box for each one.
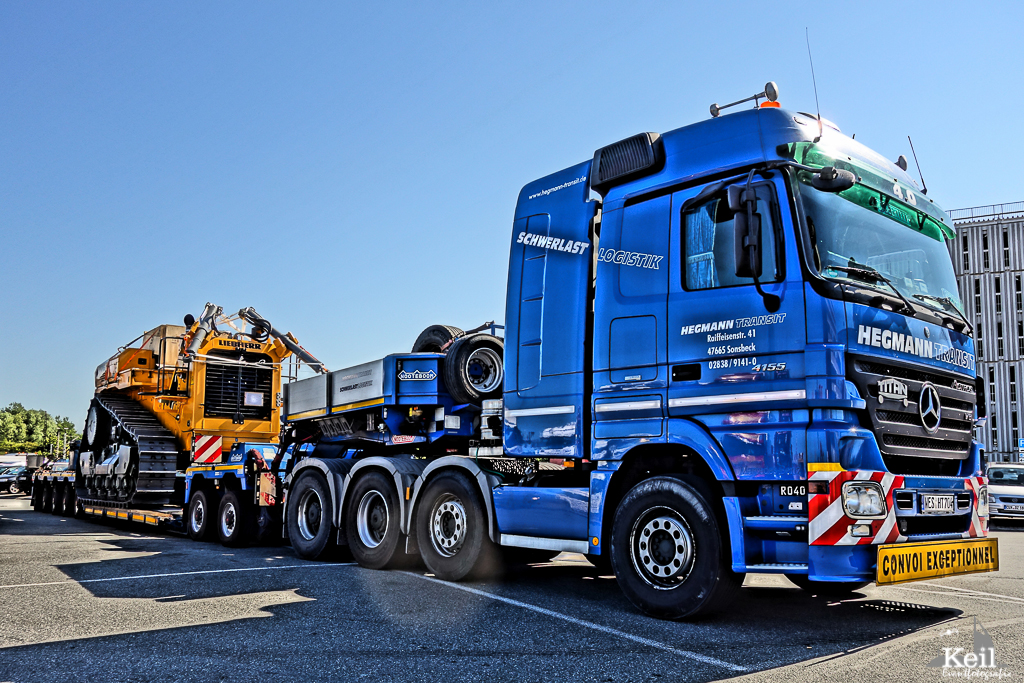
[296,488,323,541]
[466,347,502,394]
[629,507,694,590]
[356,489,389,549]
[191,497,205,533]
[430,494,467,558]
[221,501,236,539]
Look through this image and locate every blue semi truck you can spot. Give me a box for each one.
[278,84,996,619]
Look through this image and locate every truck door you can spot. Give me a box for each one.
[666,174,807,480]
[591,194,671,441]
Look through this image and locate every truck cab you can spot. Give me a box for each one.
[281,98,995,621]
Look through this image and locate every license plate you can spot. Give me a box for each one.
[1004,504,1024,512]
[922,494,955,514]
[876,538,999,585]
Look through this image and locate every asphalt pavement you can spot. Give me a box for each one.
[0,493,1020,682]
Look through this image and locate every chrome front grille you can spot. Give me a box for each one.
[849,356,976,475]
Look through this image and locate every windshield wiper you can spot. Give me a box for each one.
[913,294,974,334]
[823,264,917,316]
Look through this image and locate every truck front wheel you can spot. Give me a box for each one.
[611,477,742,620]
[287,472,337,560]
[346,472,408,569]
[416,472,498,581]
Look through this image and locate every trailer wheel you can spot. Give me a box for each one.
[187,490,215,541]
[412,325,464,353]
[443,334,504,405]
[52,484,66,516]
[611,477,743,620]
[785,574,870,596]
[42,483,54,514]
[416,472,498,581]
[218,490,253,547]
[287,472,337,560]
[346,472,409,569]
[64,484,78,518]
[31,483,43,511]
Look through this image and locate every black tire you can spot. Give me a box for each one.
[442,334,504,405]
[64,484,78,518]
[42,483,54,513]
[346,472,410,569]
[610,477,743,620]
[9,482,20,495]
[785,574,870,596]
[217,490,254,547]
[187,489,216,541]
[255,507,282,545]
[416,471,499,581]
[51,484,66,516]
[31,483,43,511]
[286,472,338,560]
[412,324,464,353]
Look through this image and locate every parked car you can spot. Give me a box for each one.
[0,467,27,494]
[14,467,35,495]
[987,463,1024,521]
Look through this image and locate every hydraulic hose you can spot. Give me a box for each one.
[237,307,328,373]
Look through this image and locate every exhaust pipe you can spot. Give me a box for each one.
[185,302,222,357]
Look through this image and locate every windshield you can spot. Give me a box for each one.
[797,179,963,315]
[781,141,964,317]
[989,468,1024,486]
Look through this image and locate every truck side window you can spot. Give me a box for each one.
[683,188,779,290]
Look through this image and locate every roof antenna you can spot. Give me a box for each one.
[806,28,823,143]
[908,135,929,195]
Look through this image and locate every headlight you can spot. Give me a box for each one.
[977,486,989,517]
[842,481,887,518]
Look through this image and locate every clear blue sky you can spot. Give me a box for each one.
[2,2,1022,426]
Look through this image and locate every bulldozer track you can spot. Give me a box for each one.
[79,394,180,507]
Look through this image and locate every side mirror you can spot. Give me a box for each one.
[727,185,756,213]
[734,210,762,278]
[811,166,856,193]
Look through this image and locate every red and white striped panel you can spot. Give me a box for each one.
[807,467,906,546]
[193,435,224,464]
[963,475,987,538]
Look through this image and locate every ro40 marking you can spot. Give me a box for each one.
[752,362,786,373]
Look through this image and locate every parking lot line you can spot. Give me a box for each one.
[0,563,355,590]
[406,572,747,672]
[889,582,1024,605]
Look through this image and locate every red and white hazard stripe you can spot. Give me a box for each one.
[963,475,987,538]
[807,466,905,546]
[809,467,989,546]
[193,435,224,464]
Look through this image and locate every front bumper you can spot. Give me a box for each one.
[804,466,989,581]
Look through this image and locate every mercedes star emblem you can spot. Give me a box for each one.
[918,383,942,434]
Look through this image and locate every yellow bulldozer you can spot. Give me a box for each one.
[77,303,325,506]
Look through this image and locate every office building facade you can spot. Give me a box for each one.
[949,201,1024,462]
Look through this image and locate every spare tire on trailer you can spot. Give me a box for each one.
[411,325,464,353]
[443,334,504,405]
